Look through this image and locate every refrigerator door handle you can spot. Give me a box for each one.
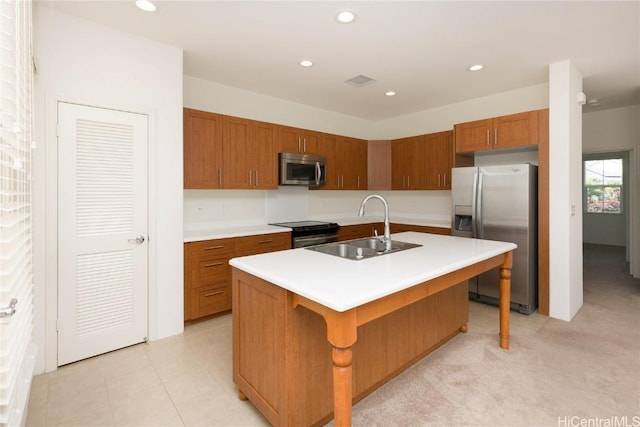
[476,172,484,239]
[471,171,478,238]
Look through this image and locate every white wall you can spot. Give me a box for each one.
[582,105,639,248]
[548,60,584,321]
[33,7,184,373]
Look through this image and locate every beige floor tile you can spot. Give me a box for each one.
[49,405,114,427]
[106,364,165,407]
[173,393,246,427]
[46,380,110,426]
[101,343,153,380]
[110,387,183,427]
[161,367,226,405]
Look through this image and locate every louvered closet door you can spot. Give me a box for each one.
[57,102,148,366]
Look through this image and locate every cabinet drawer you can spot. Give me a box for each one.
[189,238,235,256]
[192,284,231,318]
[338,224,377,241]
[235,232,291,253]
[193,257,232,289]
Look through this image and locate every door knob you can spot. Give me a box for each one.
[128,235,146,244]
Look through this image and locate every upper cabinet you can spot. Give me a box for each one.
[184,108,224,189]
[367,140,392,191]
[454,110,543,153]
[319,134,367,190]
[278,125,321,155]
[391,130,453,190]
[222,116,278,190]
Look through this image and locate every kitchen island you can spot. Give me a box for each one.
[230,232,515,427]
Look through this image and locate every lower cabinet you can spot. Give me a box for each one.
[389,223,451,235]
[337,223,383,241]
[184,232,291,321]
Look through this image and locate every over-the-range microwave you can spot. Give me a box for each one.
[279,152,326,186]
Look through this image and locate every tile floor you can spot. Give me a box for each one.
[25,314,270,426]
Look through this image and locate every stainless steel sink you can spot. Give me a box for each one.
[306,238,422,260]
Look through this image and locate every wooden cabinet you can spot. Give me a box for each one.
[454,110,541,153]
[337,223,382,241]
[184,232,290,321]
[183,108,224,189]
[368,140,392,190]
[392,135,422,190]
[424,131,453,190]
[278,125,321,155]
[389,223,450,235]
[392,131,453,190]
[222,116,278,189]
[184,238,235,320]
[318,134,368,190]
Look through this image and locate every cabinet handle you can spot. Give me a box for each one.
[204,290,224,297]
[438,174,441,187]
[407,176,410,187]
[303,138,307,152]
[357,176,360,188]
[218,169,222,187]
[258,239,274,244]
[298,137,302,152]
[249,171,252,186]
[255,171,259,187]
[486,129,490,146]
[494,128,498,145]
[444,173,447,187]
[204,245,224,250]
[204,262,224,267]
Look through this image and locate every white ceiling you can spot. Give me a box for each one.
[37,1,640,121]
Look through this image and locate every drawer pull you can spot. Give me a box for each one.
[204,262,224,267]
[204,290,224,297]
[204,245,225,250]
[258,239,274,244]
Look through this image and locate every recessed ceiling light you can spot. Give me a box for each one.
[385,91,396,97]
[337,10,356,23]
[299,60,313,67]
[468,64,484,71]
[135,0,156,12]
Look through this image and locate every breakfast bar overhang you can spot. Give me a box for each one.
[230,232,516,427]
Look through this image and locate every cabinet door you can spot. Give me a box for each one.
[408,135,425,189]
[184,108,223,188]
[353,139,368,190]
[493,111,538,149]
[320,133,339,189]
[252,120,279,189]
[454,118,492,153]
[425,131,453,190]
[368,140,391,191]
[278,125,301,153]
[302,130,322,155]
[222,116,252,189]
[391,138,411,190]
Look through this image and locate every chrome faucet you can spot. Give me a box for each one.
[358,194,392,250]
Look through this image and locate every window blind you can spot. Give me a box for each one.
[0,0,36,425]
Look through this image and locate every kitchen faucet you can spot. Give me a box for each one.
[358,194,392,251]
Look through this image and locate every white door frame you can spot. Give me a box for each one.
[43,94,159,372]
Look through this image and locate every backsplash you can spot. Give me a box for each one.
[184,188,452,230]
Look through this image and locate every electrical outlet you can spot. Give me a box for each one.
[196,206,203,215]
[570,204,576,216]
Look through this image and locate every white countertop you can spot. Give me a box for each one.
[229,232,516,312]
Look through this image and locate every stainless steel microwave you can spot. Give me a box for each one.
[279,152,326,186]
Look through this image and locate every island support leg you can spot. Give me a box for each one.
[332,347,353,427]
[499,251,513,350]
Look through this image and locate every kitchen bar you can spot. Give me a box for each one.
[230,232,516,426]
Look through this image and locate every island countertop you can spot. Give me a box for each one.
[229,231,516,312]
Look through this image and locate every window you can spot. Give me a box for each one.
[584,158,623,214]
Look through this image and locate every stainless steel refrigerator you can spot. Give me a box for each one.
[451,164,538,314]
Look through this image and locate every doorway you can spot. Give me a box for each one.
[56,102,149,366]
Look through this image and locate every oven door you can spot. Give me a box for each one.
[279,153,326,186]
[293,233,338,248]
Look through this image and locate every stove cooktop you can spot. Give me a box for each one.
[270,220,334,228]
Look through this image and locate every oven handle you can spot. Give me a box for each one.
[294,233,338,248]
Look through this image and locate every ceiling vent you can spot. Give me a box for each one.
[345,74,376,87]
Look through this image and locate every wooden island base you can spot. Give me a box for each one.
[232,269,469,427]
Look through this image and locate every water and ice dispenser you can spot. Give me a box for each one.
[452,205,473,237]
